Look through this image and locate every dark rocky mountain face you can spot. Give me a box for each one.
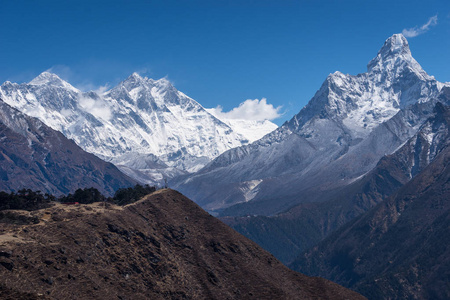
[289,105,450,299]
[0,189,365,300]
[223,102,450,265]
[0,99,136,196]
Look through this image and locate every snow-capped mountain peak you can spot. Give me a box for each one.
[29,71,78,92]
[107,74,191,112]
[1,71,279,184]
[379,33,410,57]
[130,71,143,80]
[119,73,171,90]
[367,34,411,69]
[117,72,148,91]
[367,33,429,81]
[173,34,449,214]
[286,34,442,139]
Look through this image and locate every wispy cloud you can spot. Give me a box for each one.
[75,82,111,93]
[45,65,73,81]
[207,98,282,121]
[402,15,438,38]
[78,95,113,121]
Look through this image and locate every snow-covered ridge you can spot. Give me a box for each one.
[174,34,450,214]
[0,72,278,183]
[286,34,444,140]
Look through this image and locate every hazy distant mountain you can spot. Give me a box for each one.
[0,72,277,185]
[0,189,365,300]
[0,98,136,196]
[175,34,449,215]
[291,104,450,300]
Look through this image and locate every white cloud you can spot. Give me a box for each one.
[45,64,115,93]
[74,82,111,93]
[207,98,282,121]
[402,15,438,38]
[78,95,112,121]
[94,84,110,94]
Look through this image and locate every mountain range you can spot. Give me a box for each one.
[1,33,449,299]
[211,35,450,299]
[223,99,449,263]
[0,73,276,185]
[174,34,449,216]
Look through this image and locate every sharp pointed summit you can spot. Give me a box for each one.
[119,73,172,93]
[29,71,69,87]
[118,72,147,90]
[154,77,172,88]
[28,71,79,93]
[174,34,448,215]
[126,72,147,83]
[130,71,142,79]
[379,33,411,57]
[366,33,428,79]
[29,71,59,83]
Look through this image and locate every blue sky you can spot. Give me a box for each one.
[1,0,449,125]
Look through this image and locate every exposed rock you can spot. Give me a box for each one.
[0,98,136,196]
[224,103,450,265]
[291,138,450,299]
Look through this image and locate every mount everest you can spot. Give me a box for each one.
[0,72,277,184]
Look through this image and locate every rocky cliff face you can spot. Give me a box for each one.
[223,102,450,265]
[290,104,450,300]
[0,189,364,300]
[175,34,449,215]
[0,98,136,196]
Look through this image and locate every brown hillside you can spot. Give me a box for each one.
[0,189,365,299]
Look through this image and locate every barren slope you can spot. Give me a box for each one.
[0,189,364,299]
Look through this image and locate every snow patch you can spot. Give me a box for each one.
[240,180,263,202]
